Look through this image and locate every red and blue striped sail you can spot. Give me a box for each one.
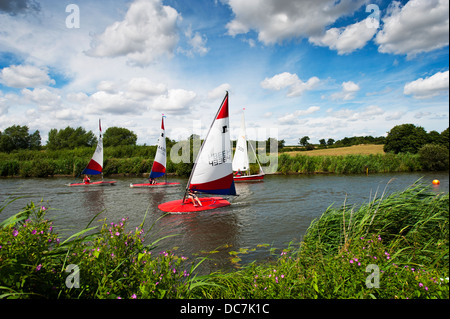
[149,115,166,179]
[82,120,103,175]
[188,92,236,195]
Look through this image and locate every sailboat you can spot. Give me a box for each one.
[130,115,180,188]
[69,119,117,186]
[232,109,265,182]
[158,92,236,213]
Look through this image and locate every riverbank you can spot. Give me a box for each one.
[1,182,448,299]
[1,144,442,178]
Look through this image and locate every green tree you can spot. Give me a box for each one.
[103,127,137,147]
[440,128,449,149]
[3,125,30,150]
[418,144,449,171]
[47,126,96,150]
[319,139,326,147]
[327,138,335,146]
[29,130,41,150]
[0,125,41,152]
[299,136,310,147]
[384,124,429,154]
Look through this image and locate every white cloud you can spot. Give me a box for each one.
[331,81,360,100]
[385,111,405,121]
[261,72,319,97]
[87,91,143,115]
[152,89,196,114]
[330,105,384,121]
[127,77,167,98]
[22,87,61,110]
[85,0,180,66]
[375,0,449,57]
[278,106,320,124]
[179,26,209,57]
[208,83,231,100]
[226,0,366,44]
[0,65,55,88]
[309,18,378,54]
[403,70,449,99]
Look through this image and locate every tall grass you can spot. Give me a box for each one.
[277,153,423,174]
[189,182,449,299]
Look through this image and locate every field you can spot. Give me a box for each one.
[284,144,385,157]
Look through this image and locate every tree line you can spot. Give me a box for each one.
[0,125,138,153]
[1,123,448,157]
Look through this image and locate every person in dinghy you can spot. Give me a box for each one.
[83,175,91,184]
[188,190,203,207]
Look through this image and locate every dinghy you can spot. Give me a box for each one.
[130,115,180,188]
[68,119,116,186]
[158,92,236,213]
[232,108,265,182]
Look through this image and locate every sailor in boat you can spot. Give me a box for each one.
[188,190,203,207]
[83,175,91,184]
[235,169,242,177]
[149,177,157,184]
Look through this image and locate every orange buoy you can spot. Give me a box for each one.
[432,179,440,185]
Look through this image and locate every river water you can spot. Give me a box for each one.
[1,172,448,272]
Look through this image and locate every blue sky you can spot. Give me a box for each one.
[0,0,448,145]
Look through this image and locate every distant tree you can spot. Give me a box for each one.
[0,125,41,152]
[384,124,429,154]
[103,127,137,147]
[3,125,30,150]
[319,139,326,147]
[418,144,449,171]
[299,136,310,147]
[327,138,335,146]
[428,130,441,145]
[29,130,41,150]
[440,127,449,149]
[47,126,96,150]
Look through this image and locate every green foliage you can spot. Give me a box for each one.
[418,144,449,171]
[383,124,442,154]
[0,125,41,153]
[189,183,449,299]
[276,153,422,174]
[103,127,137,147]
[47,127,97,150]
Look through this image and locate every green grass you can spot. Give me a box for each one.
[0,181,448,299]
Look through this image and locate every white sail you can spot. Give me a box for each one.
[149,116,166,179]
[82,119,103,175]
[232,111,250,172]
[188,92,236,195]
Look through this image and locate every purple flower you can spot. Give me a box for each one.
[131,294,137,299]
[350,259,354,264]
[36,264,42,271]
[13,229,19,237]
[419,283,423,288]
[31,229,37,235]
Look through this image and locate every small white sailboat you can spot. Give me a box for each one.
[232,109,264,182]
[69,119,116,186]
[130,115,180,188]
[158,92,236,213]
